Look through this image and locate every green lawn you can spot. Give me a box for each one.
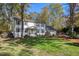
[0,37,79,56]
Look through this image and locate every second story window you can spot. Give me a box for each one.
[36,24,39,27]
[41,24,44,27]
[16,20,20,25]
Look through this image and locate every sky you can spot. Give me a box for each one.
[27,3,49,14]
[27,3,69,16]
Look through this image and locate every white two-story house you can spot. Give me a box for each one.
[11,17,57,38]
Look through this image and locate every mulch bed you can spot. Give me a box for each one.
[64,38,79,43]
[58,35,79,43]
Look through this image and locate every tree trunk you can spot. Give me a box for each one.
[21,4,24,38]
[71,25,74,34]
[69,3,76,34]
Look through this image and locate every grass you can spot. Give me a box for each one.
[0,36,79,56]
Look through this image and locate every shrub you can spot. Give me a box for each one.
[7,32,14,38]
[67,31,77,38]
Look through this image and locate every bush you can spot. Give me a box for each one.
[7,32,14,38]
[67,31,77,38]
[0,31,3,34]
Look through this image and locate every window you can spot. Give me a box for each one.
[25,28,28,32]
[16,20,20,25]
[41,24,44,27]
[24,22,27,25]
[16,28,20,32]
[36,24,39,27]
[37,30,39,33]
[25,22,27,25]
[41,29,44,33]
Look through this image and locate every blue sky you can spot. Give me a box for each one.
[27,3,49,13]
[27,3,69,16]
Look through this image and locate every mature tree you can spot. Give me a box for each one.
[49,3,64,30]
[50,3,63,16]
[51,17,65,30]
[0,3,21,32]
[38,7,49,24]
[0,4,10,32]
[30,12,38,21]
[20,3,30,38]
[68,3,76,34]
[0,3,30,37]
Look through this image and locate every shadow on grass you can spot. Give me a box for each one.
[65,43,79,47]
[3,36,64,47]
[0,52,13,56]
[18,49,33,56]
[16,36,54,46]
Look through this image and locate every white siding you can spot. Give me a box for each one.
[12,18,56,38]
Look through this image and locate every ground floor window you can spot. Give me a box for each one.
[25,28,28,32]
[16,28,20,32]
[37,29,39,33]
[41,29,44,33]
